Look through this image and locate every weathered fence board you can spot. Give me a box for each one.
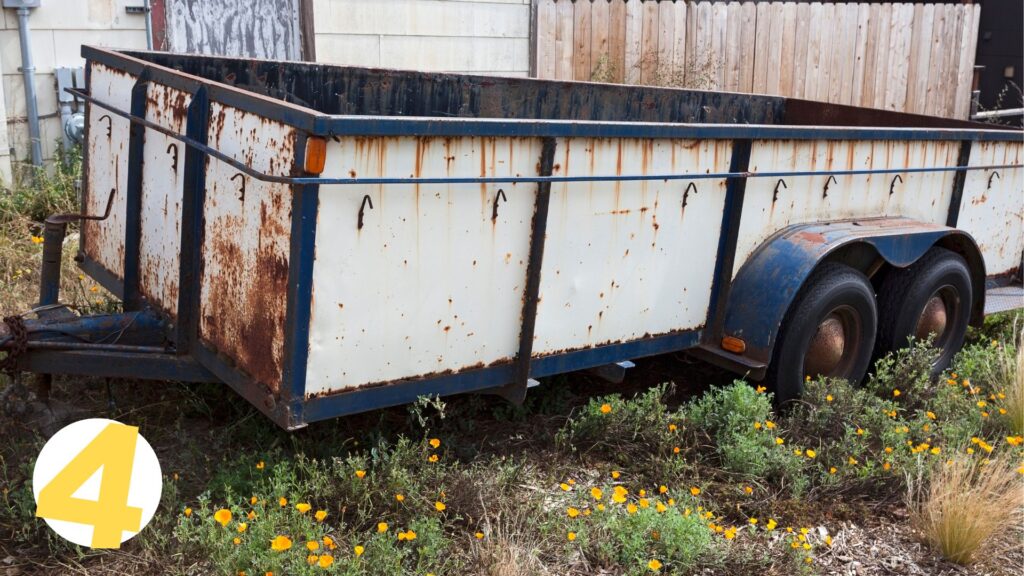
[534,1,981,119]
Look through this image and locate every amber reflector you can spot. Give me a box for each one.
[304,137,327,174]
[721,336,746,354]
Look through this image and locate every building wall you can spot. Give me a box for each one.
[0,0,148,173]
[312,0,532,77]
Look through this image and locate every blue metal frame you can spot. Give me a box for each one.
[35,45,1021,430]
[279,134,320,429]
[122,70,151,311]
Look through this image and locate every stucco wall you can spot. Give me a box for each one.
[312,0,532,76]
[1,0,148,172]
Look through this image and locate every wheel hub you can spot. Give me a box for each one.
[915,294,948,341]
[805,313,846,376]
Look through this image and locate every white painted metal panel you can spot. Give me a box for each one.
[83,62,135,281]
[304,136,542,395]
[199,102,298,392]
[138,84,191,319]
[733,139,961,277]
[533,138,733,355]
[956,141,1024,277]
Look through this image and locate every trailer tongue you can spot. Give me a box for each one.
[3,47,1021,429]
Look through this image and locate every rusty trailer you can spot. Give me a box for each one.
[5,47,1023,429]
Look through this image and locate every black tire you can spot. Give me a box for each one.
[874,247,972,375]
[766,263,878,406]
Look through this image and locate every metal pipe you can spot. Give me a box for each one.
[15,6,43,166]
[67,87,1024,188]
[143,0,153,50]
[972,108,1024,120]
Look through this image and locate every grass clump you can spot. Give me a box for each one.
[909,456,1023,564]
[556,384,678,461]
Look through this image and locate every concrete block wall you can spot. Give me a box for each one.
[0,0,148,176]
[313,0,532,77]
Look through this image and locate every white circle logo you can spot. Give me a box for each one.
[32,418,162,548]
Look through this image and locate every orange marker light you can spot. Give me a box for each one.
[304,137,327,174]
[721,336,746,354]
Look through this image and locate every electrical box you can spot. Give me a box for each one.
[2,0,41,9]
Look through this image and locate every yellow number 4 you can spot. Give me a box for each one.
[36,422,144,548]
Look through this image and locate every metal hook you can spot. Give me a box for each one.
[889,174,903,196]
[167,143,178,172]
[46,188,117,225]
[231,173,246,203]
[772,179,787,203]
[357,195,374,230]
[987,171,1000,190]
[98,114,112,138]
[492,188,507,221]
[823,175,837,199]
[682,182,697,209]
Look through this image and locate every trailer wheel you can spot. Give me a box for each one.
[766,263,878,405]
[874,247,972,375]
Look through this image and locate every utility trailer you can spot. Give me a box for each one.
[4,47,1022,430]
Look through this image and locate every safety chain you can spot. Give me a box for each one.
[1,315,28,375]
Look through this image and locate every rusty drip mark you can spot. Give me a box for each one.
[167,143,178,172]
[231,173,246,203]
[822,175,837,199]
[98,114,112,139]
[889,174,903,196]
[772,179,787,203]
[357,195,374,229]
[987,171,1000,190]
[491,188,507,221]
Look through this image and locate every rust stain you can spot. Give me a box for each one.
[198,108,297,394]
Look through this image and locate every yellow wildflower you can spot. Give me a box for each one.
[354,545,365,556]
[307,541,320,551]
[805,449,816,459]
[315,510,327,522]
[279,497,288,507]
[567,507,580,518]
[237,522,248,533]
[475,532,485,539]
[429,438,441,449]
[318,555,334,568]
[214,509,232,527]
[690,487,701,496]
[270,535,293,551]
[600,403,612,414]
[355,470,366,479]
[434,501,446,512]
[591,487,603,500]
[377,522,388,533]
[296,503,312,514]
[567,531,577,541]
[648,559,662,571]
[184,507,192,517]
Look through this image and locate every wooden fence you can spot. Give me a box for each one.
[534,1,981,119]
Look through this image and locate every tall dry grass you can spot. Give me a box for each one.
[1002,344,1024,436]
[909,456,1024,564]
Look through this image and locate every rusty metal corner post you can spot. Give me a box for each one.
[123,69,153,311]
[945,140,974,227]
[705,139,754,343]
[497,136,557,404]
[279,134,321,430]
[175,85,210,354]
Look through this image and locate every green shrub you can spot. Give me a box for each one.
[683,382,807,494]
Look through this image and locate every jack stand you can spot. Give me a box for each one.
[105,378,117,414]
[35,373,51,406]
